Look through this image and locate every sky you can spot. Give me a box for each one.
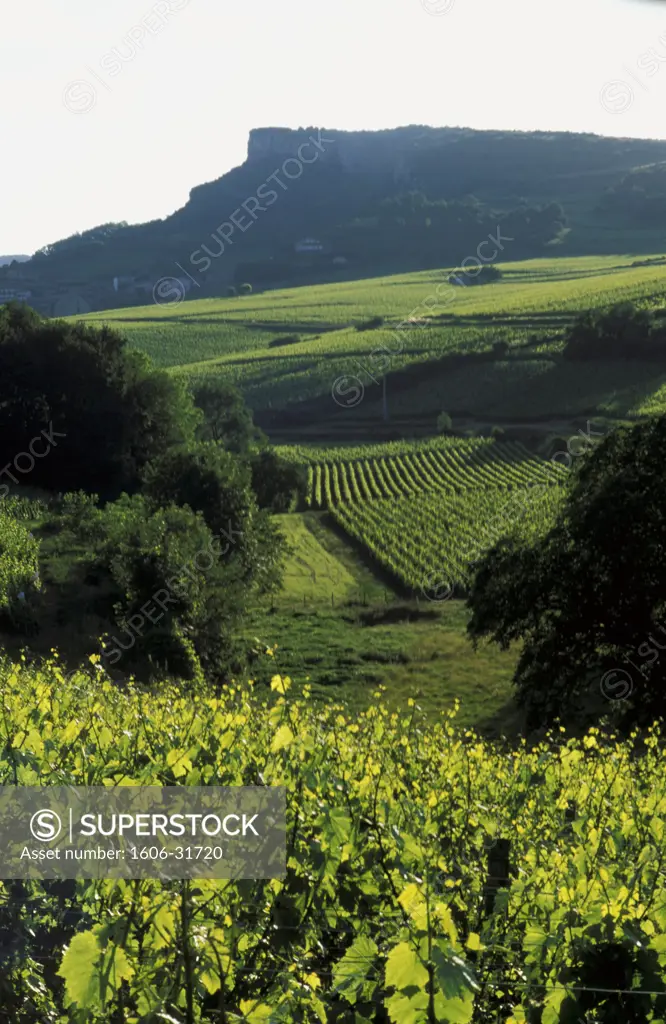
[4,0,666,254]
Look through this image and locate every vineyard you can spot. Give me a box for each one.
[298,439,564,510]
[0,506,40,615]
[4,659,666,1022]
[332,485,564,595]
[285,440,565,595]
[68,255,666,422]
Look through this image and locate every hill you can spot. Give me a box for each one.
[71,253,666,443]
[10,124,666,315]
[0,254,29,266]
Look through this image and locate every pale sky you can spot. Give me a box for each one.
[4,0,666,254]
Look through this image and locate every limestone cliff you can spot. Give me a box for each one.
[246,125,466,179]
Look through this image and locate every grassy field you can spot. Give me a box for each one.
[248,512,518,734]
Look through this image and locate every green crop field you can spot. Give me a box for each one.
[276,438,565,595]
[287,438,562,508]
[332,484,563,596]
[68,254,666,434]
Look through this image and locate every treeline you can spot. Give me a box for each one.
[597,162,666,222]
[562,301,666,360]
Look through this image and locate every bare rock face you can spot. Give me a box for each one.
[246,125,466,179]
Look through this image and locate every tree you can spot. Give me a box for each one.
[563,302,665,361]
[193,380,262,454]
[0,307,199,498]
[467,416,666,730]
[240,283,253,294]
[249,449,305,512]
[141,441,283,594]
[491,340,510,358]
[96,496,245,679]
[437,411,453,433]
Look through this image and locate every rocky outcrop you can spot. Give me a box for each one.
[246,125,465,178]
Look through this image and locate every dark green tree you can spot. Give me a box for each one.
[96,496,245,679]
[193,380,262,454]
[141,441,283,594]
[249,449,305,513]
[467,416,666,730]
[0,306,199,497]
[563,302,665,361]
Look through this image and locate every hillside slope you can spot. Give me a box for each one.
[10,125,666,316]
[72,253,666,442]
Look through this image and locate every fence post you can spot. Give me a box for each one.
[483,839,511,918]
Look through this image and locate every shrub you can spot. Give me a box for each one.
[491,340,510,358]
[437,411,453,433]
[55,491,103,543]
[226,286,237,297]
[490,425,505,439]
[0,510,40,624]
[355,315,385,332]
[96,495,242,678]
[239,283,253,294]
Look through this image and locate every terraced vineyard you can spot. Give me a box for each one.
[332,484,564,596]
[288,439,566,595]
[295,438,564,509]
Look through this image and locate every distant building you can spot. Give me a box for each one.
[295,238,324,253]
[0,288,32,302]
[113,275,136,292]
